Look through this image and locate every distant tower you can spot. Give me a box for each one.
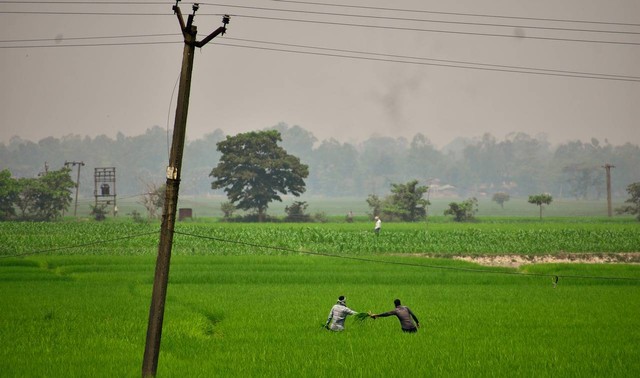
[94,167,117,215]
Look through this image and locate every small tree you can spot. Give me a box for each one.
[384,180,429,222]
[90,203,108,221]
[221,201,236,219]
[616,182,640,221]
[366,194,382,218]
[140,182,165,219]
[366,180,429,222]
[528,193,553,220]
[492,192,510,209]
[285,201,311,222]
[444,197,478,222]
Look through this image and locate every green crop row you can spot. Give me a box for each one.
[1,220,639,257]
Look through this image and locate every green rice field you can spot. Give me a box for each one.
[1,220,639,377]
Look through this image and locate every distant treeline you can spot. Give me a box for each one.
[1,123,639,199]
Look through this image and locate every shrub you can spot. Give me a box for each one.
[444,197,478,222]
[285,201,311,222]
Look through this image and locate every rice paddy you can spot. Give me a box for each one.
[0,219,639,377]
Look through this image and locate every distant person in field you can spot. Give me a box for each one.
[374,216,381,235]
[371,299,420,333]
[324,295,360,332]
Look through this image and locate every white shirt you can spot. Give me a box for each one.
[326,304,357,331]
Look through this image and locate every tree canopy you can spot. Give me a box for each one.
[444,197,478,222]
[210,130,309,221]
[0,169,19,219]
[528,193,553,219]
[366,180,429,222]
[616,182,640,221]
[2,126,640,200]
[0,167,74,220]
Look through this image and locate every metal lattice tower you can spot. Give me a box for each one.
[94,167,116,213]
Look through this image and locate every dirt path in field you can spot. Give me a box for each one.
[451,253,640,268]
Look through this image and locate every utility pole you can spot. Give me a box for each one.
[603,163,615,217]
[142,2,229,377]
[64,161,84,217]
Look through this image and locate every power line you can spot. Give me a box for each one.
[199,2,640,36]
[0,1,166,3]
[230,14,640,47]
[268,0,640,28]
[3,0,639,30]
[0,11,169,16]
[2,33,637,82]
[0,40,181,48]
[3,6,639,45]
[0,231,158,258]
[0,33,177,43]
[223,36,640,81]
[0,227,637,283]
[171,230,640,283]
[214,41,640,82]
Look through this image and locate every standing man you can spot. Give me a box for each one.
[374,216,381,235]
[371,299,420,333]
[324,296,359,332]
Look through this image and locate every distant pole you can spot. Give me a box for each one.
[603,163,615,217]
[142,3,229,377]
[64,161,84,217]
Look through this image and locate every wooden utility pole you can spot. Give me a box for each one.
[64,161,84,216]
[142,3,229,377]
[603,163,615,217]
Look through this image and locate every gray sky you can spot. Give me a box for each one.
[1,0,639,149]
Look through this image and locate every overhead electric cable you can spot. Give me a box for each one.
[269,0,640,28]
[3,9,638,45]
[199,2,640,36]
[213,41,640,82]
[0,11,169,16]
[172,230,640,283]
[0,1,166,3]
[228,14,640,47]
[0,231,158,259]
[0,33,177,43]
[224,36,640,81]
[4,34,636,82]
[0,40,181,48]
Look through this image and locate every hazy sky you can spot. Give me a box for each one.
[1,0,639,148]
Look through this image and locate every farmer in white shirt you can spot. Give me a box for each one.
[324,296,359,331]
[374,216,381,235]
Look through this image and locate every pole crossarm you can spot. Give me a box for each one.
[173,4,229,47]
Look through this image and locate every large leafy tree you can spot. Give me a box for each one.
[210,130,309,222]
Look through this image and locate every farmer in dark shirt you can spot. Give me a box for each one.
[371,299,420,333]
